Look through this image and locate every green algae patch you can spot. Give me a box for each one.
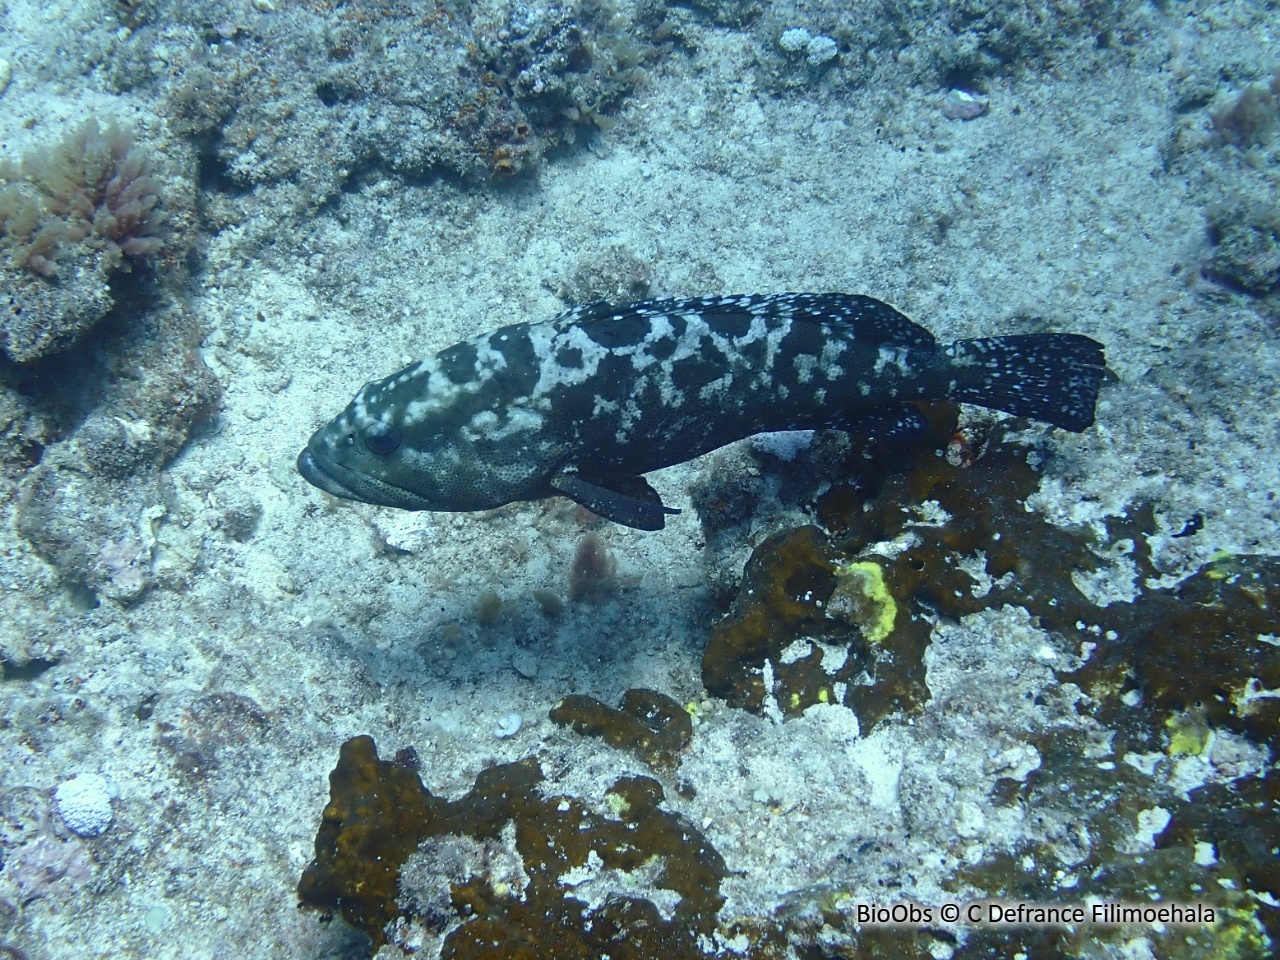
[550,688,693,770]
[299,736,731,955]
[830,561,897,644]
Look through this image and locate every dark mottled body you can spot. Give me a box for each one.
[298,294,1105,529]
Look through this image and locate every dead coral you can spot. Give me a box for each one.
[0,787,92,908]
[557,245,652,306]
[1205,197,1280,294]
[125,0,664,220]
[13,298,220,603]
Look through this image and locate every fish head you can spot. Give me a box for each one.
[297,357,561,513]
[296,370,447,510]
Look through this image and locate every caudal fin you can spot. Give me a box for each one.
[943,334,1106,432]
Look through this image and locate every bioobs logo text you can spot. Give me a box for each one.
[854,903,934,925]
[853,900,1217,928]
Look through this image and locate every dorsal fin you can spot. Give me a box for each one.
[552,294,936,349]
[697,294,937,348]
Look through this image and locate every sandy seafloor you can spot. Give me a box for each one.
[0,1,1277,958]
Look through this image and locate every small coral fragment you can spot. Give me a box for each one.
[493,711,522,739]
[53,773,113,837]
[941,89,989,120]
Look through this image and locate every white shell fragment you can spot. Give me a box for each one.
[495,712,523,739]
[750,430,814,461]
[805,36,838,66]
[779,28,838,66]
[941,89,989,120]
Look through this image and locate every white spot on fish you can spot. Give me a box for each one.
[698,373,734,400]
[793,353,817,384]
[873,345,912,376]
[528,323,609,397]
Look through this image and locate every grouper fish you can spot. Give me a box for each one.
[297,293,1105,530]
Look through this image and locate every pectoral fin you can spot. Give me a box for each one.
[549,472,680,531]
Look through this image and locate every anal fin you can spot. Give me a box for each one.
[834,405,930,442]
[550,472,680,531]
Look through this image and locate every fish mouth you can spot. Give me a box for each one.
[296,445,437,510]
[296,448,363,502]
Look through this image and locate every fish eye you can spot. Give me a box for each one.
[362,422,401,456]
